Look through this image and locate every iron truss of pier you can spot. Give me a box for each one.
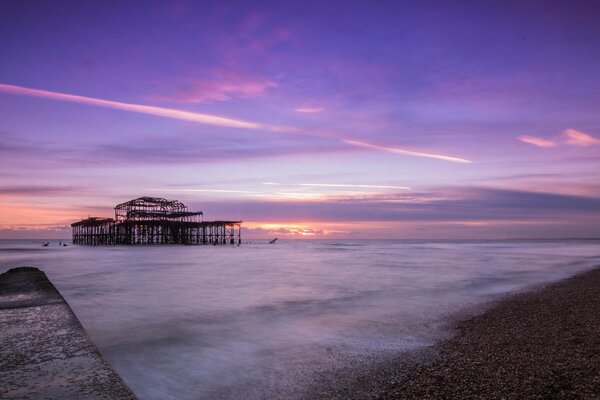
[71,197,242,245]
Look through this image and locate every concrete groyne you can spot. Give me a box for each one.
[0,267,137,399]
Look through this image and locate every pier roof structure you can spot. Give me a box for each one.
[114,196,203,222]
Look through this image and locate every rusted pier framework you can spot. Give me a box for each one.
[71,197,241,245]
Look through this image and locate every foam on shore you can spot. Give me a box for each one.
[311,264,600,399]
[0,267,138,399]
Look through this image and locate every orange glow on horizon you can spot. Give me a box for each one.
[0,199,111,230]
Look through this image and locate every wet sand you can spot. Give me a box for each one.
[312,265,600,399]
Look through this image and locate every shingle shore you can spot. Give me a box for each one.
[0,266,138,399]
[312,265,600,399]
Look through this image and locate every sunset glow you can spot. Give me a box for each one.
[1,1,599,239]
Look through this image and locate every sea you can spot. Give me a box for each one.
[1,239,599,399]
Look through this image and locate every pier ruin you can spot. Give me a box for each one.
[71,197,241,245]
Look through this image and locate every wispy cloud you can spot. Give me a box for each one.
[562,129,600,146]
[0,185,83,196]
[518,135,556,148]
[263,182,411,190]
[0,83,285,131]
[146,183,412,202]
[0,83,471,164]
[342,139,472,164]
[295,107,323,113]
[146,188,259,194]
[0,130,343,168]
[518,129,599,148]
[187,187,600,224]
[154,72,278,104]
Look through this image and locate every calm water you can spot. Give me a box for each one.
[1,239,599,399]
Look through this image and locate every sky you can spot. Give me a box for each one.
[1,0,600,239]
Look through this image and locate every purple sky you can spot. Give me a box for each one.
[1,0,600,239]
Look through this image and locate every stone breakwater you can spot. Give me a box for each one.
[0,267,137,399]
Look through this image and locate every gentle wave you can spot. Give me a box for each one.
[1,239,599,399]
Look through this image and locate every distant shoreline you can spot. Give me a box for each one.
[312,264,600,399]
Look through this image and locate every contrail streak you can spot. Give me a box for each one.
[146,188,259,194]
[0,83,288,131]
[0,83,472,163]
[263,182,411,190]
[342,139,472,164]
[299,183,411,190]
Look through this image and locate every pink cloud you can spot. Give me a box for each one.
[214,11,295,65]
[295,107,323,113]
[234,13,293,55]
[562,129,600,146]
[155,71,278,104]
[518,135,556,148]
[518,129,600,149]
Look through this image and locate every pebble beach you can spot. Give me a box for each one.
[313,265,600,399]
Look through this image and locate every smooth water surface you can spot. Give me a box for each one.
[1,239,599,399]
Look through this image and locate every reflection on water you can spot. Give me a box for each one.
[1,239,599,399]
